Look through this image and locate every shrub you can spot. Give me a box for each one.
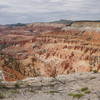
[48,90,59,94]
[93,70,98,73]
[80,87,91,94]
[81,87,88,92]
[0,85,8,89]
[0,92,5,99]
[10,89,19,94]
[68,93,84,99]
[84,90,91,94]
[15,83,20,88]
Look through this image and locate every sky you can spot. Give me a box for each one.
[0,0,100,24]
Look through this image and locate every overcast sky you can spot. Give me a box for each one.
[0,0,100,24]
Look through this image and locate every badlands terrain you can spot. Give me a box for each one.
[0,20,100,100]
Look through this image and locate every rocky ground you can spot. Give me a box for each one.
[0,72,100,100]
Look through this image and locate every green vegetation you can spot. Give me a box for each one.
[81,87,91,94]
[44,90,60,94]
[15,83,20,88]
[93,70,98,73]
[68,93,84,99]
[0,85,8,89]
[0,92,6,99]
[81,87,88,92]
[0,44,10,50]
[10,89,19,94]
[48,90,60,94]
[0,89,20,99]
[84,90,91,94]
[0,52,22,73]
[68,87,91,98]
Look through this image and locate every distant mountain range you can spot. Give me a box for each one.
[1,20,100,27]
[50,19,100,24]
[50,19,73,25]
[7,23,27,27]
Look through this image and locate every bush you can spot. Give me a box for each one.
[15,83,20,88]
[84,90,91,94]
[81,87,88,92]
[93,70,98,73]
[81,87,91,94]
[0,92,5,99]
[68,93,84,99]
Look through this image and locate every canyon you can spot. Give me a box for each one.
[0,21,100,100]
[0,21,100,82]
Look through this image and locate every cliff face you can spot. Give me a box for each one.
[0,22,100,81]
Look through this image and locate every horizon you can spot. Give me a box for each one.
[0,0,100,24]
[1,19,100,25]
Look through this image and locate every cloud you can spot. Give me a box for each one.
[0,0,100,24]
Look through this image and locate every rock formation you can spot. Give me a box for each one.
[0,22,100,81]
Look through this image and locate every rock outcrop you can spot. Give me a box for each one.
[0,72,100,100]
